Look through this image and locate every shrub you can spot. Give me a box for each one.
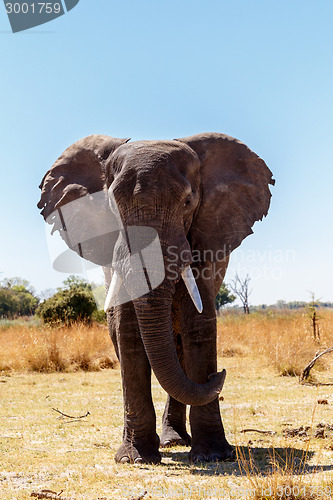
[0,288,20,318]
[0,280,39,318]
[92,309,107,324]
[215,283,236,311]
[37,278,97,324]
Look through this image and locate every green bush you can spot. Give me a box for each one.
[0,279,39,318]
[0,288,20,318]
[36,276,97,324]
[215,283,236,312]
[92,309,107,324]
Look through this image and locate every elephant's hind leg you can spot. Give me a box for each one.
[160,396,191,447]
[111,303,161,464]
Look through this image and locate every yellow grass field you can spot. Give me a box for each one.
[0,310,333,499]
[0,321,117,373]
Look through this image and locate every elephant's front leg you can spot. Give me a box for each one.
[181,262,234,462]
[111,303,161,464]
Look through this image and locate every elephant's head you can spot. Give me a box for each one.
[38,133,274,406]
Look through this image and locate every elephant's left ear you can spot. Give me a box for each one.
[37,135,129,268]
[176,133,275,260]
[38,135,129,220]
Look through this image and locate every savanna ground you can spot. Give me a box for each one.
[1,311,333,499]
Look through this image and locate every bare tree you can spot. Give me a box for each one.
[307,291,321,343]
[230,273,252,314]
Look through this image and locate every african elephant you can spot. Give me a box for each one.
[38,132,274,463]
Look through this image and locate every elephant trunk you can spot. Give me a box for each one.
[133,288,225,406]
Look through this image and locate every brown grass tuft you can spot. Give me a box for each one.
[1,309,333,377]
[217,309,333,377]
[0,321,117,372]
[236,445,327,499]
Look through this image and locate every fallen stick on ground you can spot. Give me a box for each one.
[52,408,90,419]
[240,428,277,435]
[31,490,76,499]
[128,491,147,500]
[300,346,333,381]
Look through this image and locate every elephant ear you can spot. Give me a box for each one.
[37,135,129,269]
[176,133,275,260]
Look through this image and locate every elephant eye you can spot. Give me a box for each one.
[184,195,192,207]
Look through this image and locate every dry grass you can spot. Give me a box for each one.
[236,445,333,499]
[1,361,333,499]
[217,309,333,378]
[0,320,117,373]
[1,310,333,498]
[1,309,333,377]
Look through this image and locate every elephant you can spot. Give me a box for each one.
[38,132,274,464]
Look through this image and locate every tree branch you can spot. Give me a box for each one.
[52,408,90,419]
[31,490,76,500]
[240,428,276,435]
[300,347,333,381]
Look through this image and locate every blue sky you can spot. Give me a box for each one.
[0,0,332,306]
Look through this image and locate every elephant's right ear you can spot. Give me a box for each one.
[37,135,129,268]
[176,133,274,260]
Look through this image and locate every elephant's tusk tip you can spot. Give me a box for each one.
[181,266,203,313]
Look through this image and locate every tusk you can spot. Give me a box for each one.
[104,270,123,312]
[181,266,203,313]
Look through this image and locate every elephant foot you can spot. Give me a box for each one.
[161,396,190,447]
[188,399,235,462]
[189,440,235,463]
[160,425,191,448]
[115,440,161,464]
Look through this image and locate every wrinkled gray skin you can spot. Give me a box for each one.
[38,133,274,464]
